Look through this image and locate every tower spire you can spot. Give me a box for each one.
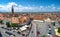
[12,5,14,14]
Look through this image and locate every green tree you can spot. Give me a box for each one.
[11,23,18,27]
[57,27,60,33]
[52,22,55,26]
[6,22,11,27]
[0,20,3,24]
[41,35,46,37]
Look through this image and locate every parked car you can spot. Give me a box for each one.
[5,31,14,36]
[6,28,10,30]
[47,34,51,37]
[22,34,25,36]
[12,29,18,32]
[0,32,2,37]
[1,27,4,28]
[48,25,51,28]
[6,28,12,31]
[48,29,52,34]
[17,31,21,34]
[48,28,51,30]
[10,35,15,37]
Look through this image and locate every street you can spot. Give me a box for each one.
[0,20,56,37]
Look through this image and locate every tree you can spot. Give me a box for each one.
[41,35,46,37]
[11,23,18,27]
[0,20,3,24]
[57,27,60,33]
[6,22,11,27]
[52,22,55,26]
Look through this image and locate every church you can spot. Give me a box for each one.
[0,5,30,25]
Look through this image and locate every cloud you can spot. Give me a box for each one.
[0,4,11,12]
[39,6,45,10]
[14,6,34,12]
[0,2,60,12]
[48,4,56,10]
[0,2,35,12]
[6,2,17,8]
[57,8,60,10]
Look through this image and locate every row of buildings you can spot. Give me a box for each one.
[0,6,30,25]
[0,6,60,25]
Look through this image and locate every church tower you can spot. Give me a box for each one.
[11,5,14,14]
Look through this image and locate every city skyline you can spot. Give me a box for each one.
[0,0,60,12]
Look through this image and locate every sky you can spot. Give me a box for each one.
[0,0,60,12]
